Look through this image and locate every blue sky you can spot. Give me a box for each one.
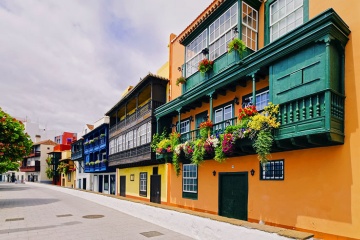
[0,0,212,133]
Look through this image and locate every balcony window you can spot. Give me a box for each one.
[242,2,258,51]
[270,0,303,42]
[180,120,190,134]
[214,104,233,131]
[186,30,207,77]
[117,135,122,152]
[248,90,269,111]
[109,140,114,154]
[147,122,151,143]
[209,2,238,61]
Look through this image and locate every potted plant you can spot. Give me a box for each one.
[199,120,213,139]
[198,58,214,74]
[89,161,95,166]
[95,160,101,164]
[228,38,246,56]
[100,133,105,138]
[102,159,107,163]
[176,76,186,86]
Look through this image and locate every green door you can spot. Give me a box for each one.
[195,111,208,128]
[219,172,248,220]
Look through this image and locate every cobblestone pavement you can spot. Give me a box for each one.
[0,183,193,240]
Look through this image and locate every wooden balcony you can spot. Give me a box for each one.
[108,143,152,166]
[20,161,40,172]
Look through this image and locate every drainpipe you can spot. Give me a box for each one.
[252,74,256,106]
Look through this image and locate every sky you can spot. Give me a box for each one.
[0,0,212,134]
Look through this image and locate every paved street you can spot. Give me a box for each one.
[0,183,192,240]
[0,182,310,240]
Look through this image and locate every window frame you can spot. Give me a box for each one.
[242,87,269,111]
[139,172,147,197]
[182,164,198,199]
[260,159,284,180]
[264,0,309,45]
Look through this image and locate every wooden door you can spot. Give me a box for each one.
[219,172,248,220]
[120,176,126,197]
[150,175,161,204]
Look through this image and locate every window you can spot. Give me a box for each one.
[67,172,71,182]
[133,129,137,148]
[186,30,207,77]
[214,104,233,132]
[140,123,147,145]
[139,172,147,196]
[248,90,269,111]
[180,120,190,134]
[128,131,133,149]
[104,175,109,191]
[110,140,114,154]
[117,135,122,152]
[147,122,151,143]
[270,0,303,42]
[183,164,198,199]
[242,2,258,51]
[209,2,238,60]
[78,161,82,173]
[260,160,284,180]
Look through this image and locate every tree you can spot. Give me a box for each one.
[0,107,33,173]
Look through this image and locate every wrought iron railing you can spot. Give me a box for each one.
[109,143,151,163]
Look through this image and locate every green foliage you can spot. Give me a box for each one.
[191,139,205,165]
[224,124,242,134]
[199,127,209,139]
[151,128,167,152]
[45,166,54,179]
[227,38,246,56]
[176,76,186,86]
[57,162,69,174]
[172,153,181,176]
[252,130,273,164]
[214,135,226,163]
[0,107,33,173]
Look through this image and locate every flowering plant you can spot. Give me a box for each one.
[204,136,219,155]
[222,133,235,155]
[239,105,257,121]
[198,58,214,74]
[228,38,246,56]
[199,120,213,138]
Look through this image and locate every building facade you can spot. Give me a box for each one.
[106,73,168,203]
[153,0,359,239]
[83,117,115,194]
[20,139,57,183]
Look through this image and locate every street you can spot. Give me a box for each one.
[0,183,192,240]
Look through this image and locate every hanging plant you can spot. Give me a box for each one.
[176,76,186,86]
[198,58,214,74]
[228,38,246,56]
[45,167,54,179]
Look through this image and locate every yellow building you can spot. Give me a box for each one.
[59,150,75,188]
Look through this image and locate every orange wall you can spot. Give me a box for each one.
[166,0,360,239]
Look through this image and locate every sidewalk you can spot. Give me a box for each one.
[25,182,313,240]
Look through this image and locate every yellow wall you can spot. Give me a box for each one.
[117,164,168,203]
[165,1,360,239]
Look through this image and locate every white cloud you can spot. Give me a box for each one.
[0,0,212,133]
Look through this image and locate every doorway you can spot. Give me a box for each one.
[218,172,248,220]
[98,175,103,193]
[120,176,126,197]
[150,175,161,204]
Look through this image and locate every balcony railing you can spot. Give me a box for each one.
[184,50,252,93]
[71,150,83,160]
[109,101,163,136]
[180,117,238,143]
[109,143,151,166]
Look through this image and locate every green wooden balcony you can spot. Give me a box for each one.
[184,49,253,93]
[155,9,350,154]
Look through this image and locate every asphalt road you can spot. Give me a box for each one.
[0,182,193,240]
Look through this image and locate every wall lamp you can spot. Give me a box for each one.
[203,115,209,121]
[233,26,239,34]
[201,48,209,56]
[250,169,255,176]
[170,123,177,129]
[178,66,183,72]
[212,170,217,176]
[242,97,253,108]
[234,96,240,105]
[189,116,194,122]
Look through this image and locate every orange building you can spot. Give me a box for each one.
[153,0,360,239]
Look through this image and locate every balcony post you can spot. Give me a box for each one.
[177,108,182,132]
[252,74,256,106]
[207,91,215,122]
[156,117,160,134]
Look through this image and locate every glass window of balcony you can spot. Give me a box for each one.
[185,29,207,77]
[147,122,151,143]
[242,2,258,51]
[270,0,303,42]
[180,120,190,134]
[117,135,122,152]
[248,90,269,111]
[209,2,238,60]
